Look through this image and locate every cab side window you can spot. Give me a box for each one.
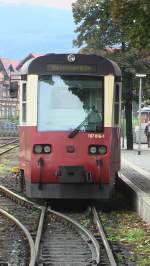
[114,83,120,125]
[22,83,26,122]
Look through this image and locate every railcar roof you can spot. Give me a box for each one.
[26,53,121,77]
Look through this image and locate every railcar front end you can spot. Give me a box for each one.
[19,54,121,199]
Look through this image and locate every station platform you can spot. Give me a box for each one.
[119,143,150,224]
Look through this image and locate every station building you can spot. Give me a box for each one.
[0,54,40,136]
[0,58,19,120]
[0,54,40,121]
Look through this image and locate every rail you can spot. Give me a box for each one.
[92,205,117,266]
[0,139,19,156]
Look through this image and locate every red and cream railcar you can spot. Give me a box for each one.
[19,53,121,199]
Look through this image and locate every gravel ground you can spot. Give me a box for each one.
[0,147,21,192]
[0,213,29,266]
[0,147,40,265]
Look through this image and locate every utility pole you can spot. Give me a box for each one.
[136,73,146,155]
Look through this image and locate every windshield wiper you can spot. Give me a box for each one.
[68,107,101,138]
[68,116,89,138]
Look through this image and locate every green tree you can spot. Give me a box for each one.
[72,0,125,49]
[72,0,150,149]
[110,0,150,51]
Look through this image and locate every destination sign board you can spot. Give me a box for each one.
[46,64,97,73]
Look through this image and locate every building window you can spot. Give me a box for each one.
[22,83,26,122]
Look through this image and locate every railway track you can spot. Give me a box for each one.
[0,139,19,156]
[91,205,117,266]
[34,203,117,265]
[66,205,117,266]
[0,136,18,143]
[36,207,99,265]
[0,209,35,266]
[0,183,117,265]
[0,186,100,265]
[0,185,40,265]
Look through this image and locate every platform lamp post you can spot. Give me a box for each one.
[136,73,147,155]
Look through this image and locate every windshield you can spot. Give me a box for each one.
[37,75,103,132]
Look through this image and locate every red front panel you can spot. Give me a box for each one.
[19,126,120,184]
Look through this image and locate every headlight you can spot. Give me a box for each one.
[89,146,97,154]
[88,145,107,155]
[98,145,107,155]
[34,144,43,154]
[43,145,51,153]
[33,144,52,154]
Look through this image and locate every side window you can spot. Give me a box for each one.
[114,83,120,125]
[22,83,26,122]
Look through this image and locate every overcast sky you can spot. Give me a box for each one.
[0,0,75,9]
[0,0,77,60]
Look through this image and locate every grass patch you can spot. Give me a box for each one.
[100,211,150,265]
[0,162,11,174]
